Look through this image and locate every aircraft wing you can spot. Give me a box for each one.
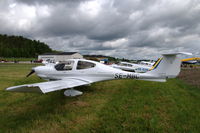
[6,78,91,93]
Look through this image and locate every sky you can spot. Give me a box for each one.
[0,0,200,59]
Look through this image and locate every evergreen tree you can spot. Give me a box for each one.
[0,34,53,57]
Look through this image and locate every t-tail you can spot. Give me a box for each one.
[140,52,192,82]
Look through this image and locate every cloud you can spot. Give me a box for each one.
[0,0,199,59]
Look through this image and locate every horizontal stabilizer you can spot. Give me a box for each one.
[162,52,192,56]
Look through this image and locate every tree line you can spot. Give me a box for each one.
[0,34,53,58]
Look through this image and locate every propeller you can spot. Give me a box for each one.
[26,69,35,77]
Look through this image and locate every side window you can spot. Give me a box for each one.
[124,64,128,67]
[120,63,127,66]
[127,64,132,67]
[77,61,96,70]
[55,61,74,71]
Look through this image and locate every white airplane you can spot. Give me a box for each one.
[111,58,162,73]
[6,52,191,96]
[111,62,152,73]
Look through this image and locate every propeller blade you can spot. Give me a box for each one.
[26,70,35,77]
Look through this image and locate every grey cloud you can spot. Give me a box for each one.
[39,35,116,53]
[16,0,89,6]
[0,0,200,59]
[36,1,132,41]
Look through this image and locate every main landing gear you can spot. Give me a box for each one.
[64,88,83,97]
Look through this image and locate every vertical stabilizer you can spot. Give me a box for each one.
[148,52,192,78]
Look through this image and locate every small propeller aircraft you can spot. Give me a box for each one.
[6,52,191,96]
[111,58,162,73]
[111,61,152,73]
[181,57,200,64]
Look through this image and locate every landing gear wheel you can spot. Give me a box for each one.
[64,88,83,97]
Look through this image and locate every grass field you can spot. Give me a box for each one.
[0,63,200,133]
[0,58,37,62]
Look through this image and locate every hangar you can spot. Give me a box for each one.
[38,52,83,62]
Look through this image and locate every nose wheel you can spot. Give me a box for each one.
[64,88,83,97]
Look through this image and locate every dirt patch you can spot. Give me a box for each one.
[178,68,200,88]
[69,101,90,107]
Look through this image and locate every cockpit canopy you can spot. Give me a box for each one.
[118,62,133,67]
[55,60,96,71]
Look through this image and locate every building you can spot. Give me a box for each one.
[38,52,83,62]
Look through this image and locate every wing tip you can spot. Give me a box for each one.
[5,85,44,93]
[6,86,18,91]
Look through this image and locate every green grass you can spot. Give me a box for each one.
[0,64,200,133]
[0,57,36,61]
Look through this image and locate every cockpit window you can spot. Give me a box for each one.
[55,61,74,71]
[127,64,132,67]
[119,63,126,66]
[77,61,96,70]
[119,62,132,67]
